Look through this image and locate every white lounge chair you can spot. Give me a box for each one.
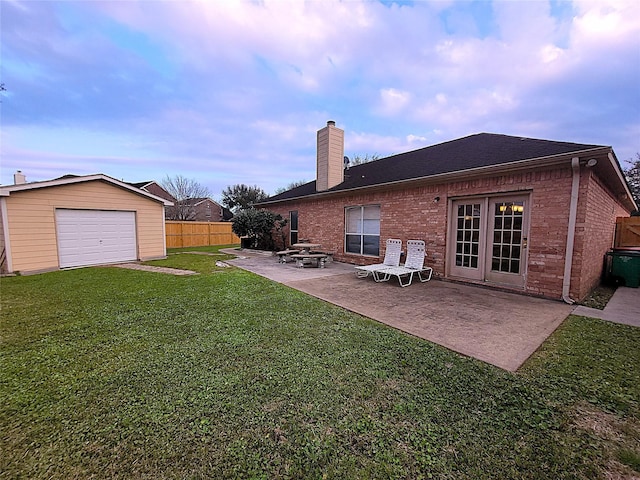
[372,240,433,287]
[354,238,402,278]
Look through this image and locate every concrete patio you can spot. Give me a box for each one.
[222,248,579,371]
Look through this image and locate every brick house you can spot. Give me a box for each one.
[129,181,176,219]
[181,197,233,222]
[129,180,175,203]
[257,121,637,302]
[128,182,232,221]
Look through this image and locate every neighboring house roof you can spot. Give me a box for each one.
[182,197,217,206]
[0,173,174,206]
[260,132,635,210]
[128,180,153,189]
[128,180,176,203]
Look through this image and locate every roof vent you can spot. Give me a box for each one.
[13,170,26,185]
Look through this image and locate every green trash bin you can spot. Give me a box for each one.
[607,249,640,288]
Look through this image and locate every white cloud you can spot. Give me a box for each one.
[2,0,639,193]
[376,88,411,116]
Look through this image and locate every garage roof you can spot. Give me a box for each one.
[0,173,174,206]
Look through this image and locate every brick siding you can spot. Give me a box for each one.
[269,165,629,301]
[572,170,629,299]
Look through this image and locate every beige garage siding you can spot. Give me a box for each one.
[5,180,166,274]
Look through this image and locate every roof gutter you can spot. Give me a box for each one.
[562,157,581,304]
[257,146,612,207]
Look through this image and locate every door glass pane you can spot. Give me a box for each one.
[491,201,525,274]
[455,203,481,270]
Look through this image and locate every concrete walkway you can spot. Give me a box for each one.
[572,287,640,327]
[222,249,574,371]
[112,263,198,275]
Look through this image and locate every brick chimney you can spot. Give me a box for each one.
[316,120,344,192]
[13,170,26,185]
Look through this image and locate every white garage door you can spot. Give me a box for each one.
[56,209,137,268]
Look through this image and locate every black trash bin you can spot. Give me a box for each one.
[606,249,640,288]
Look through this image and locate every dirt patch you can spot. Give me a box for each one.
[111,263,198,276]
[171,251,226,256]
[580,285,618,310]
[573,402,640,479]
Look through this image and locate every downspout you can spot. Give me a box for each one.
[562,157,580,304]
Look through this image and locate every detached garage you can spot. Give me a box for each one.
[0,173,173,275]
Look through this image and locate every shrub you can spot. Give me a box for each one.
[231,209,287,251]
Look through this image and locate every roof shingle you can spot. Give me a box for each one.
[264,133,604,202]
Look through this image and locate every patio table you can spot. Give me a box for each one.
[292,243,321,254]
[291,243,326,268]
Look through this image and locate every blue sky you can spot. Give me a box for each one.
[2,0,639,199]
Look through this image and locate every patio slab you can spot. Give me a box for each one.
[223,249,573,371]
[287,274,573,371]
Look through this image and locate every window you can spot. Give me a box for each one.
[345,205,380,256]
[289,211,298,245]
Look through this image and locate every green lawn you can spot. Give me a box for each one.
[1,246,639,479]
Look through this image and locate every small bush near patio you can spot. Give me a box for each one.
[1,246,639,479]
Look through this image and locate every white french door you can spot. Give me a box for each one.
[449,195,529,288]
[449,201,485,281]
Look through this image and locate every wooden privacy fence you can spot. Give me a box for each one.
[165,221,240,248]
[615,217,640,249]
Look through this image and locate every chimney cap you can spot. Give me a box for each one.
[327,120,335,127]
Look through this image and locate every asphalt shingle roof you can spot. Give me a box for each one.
[264,133,604,202]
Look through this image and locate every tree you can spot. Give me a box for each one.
[274,179,307,195]
[161,175,210,221]
[231,209,287,250]
[623,153,640,215]
[221,184,268,213]
[348,153,380,166]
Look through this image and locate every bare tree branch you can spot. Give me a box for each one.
[161,175,210,221]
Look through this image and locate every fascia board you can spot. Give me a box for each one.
[607,152,638,211]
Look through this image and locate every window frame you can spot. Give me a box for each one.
[344,205,380,256]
